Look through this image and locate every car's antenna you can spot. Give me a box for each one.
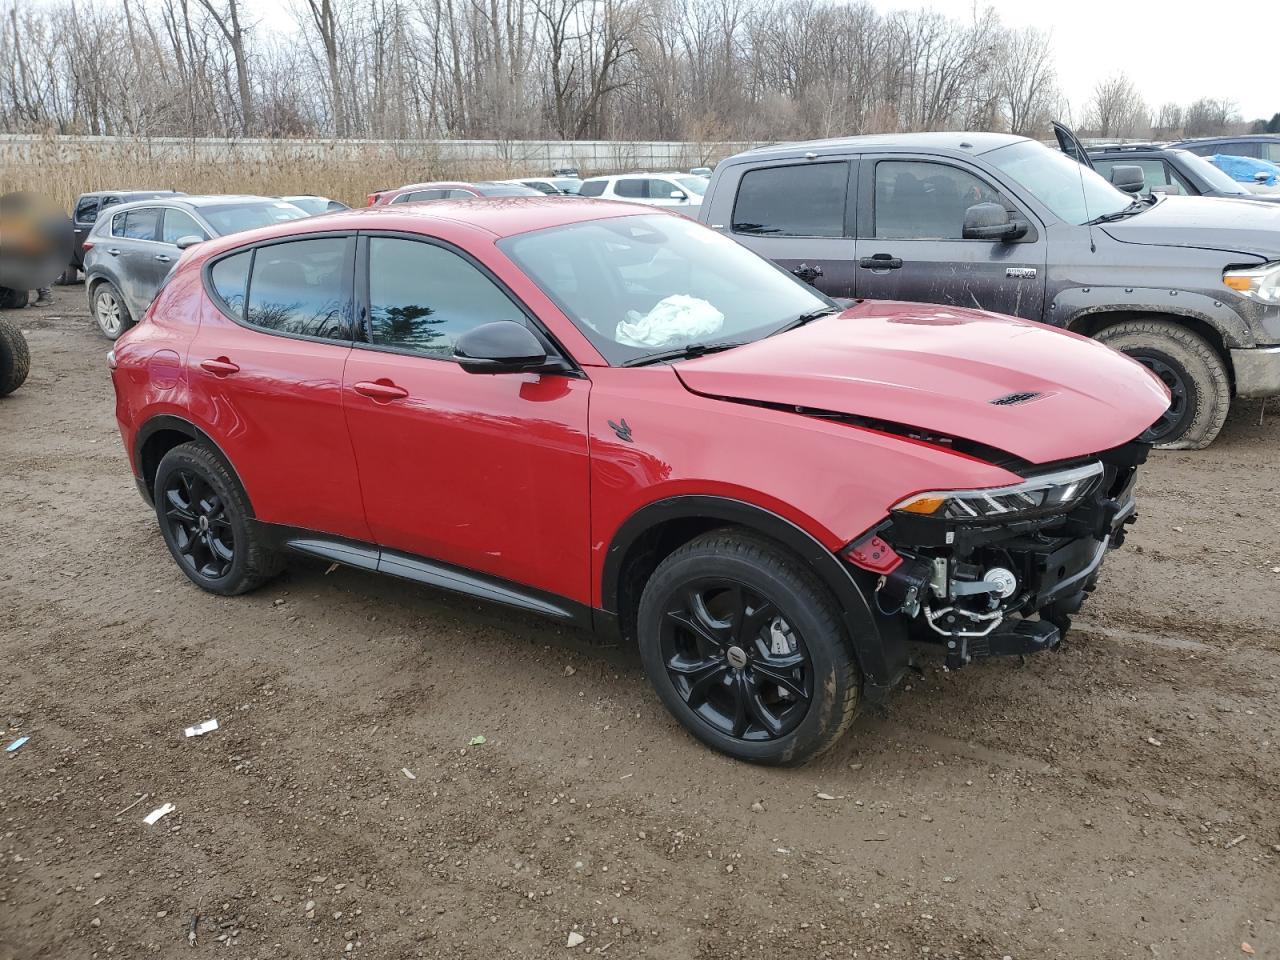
[1076,152,1096,253]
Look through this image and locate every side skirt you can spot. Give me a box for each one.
[257,523,599,635]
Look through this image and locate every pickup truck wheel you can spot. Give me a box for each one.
[92,281,132,340]
[636,529,861,765]
[0,317,31,397]
[154,442,283,596]
[1095,320,1230,449]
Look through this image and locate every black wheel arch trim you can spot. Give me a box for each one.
[601,495,907,695]
[133,414,252,513]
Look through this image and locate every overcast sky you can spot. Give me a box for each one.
[872,0,1272,122]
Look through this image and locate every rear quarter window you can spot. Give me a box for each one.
[579,180,607,197]
[209,251,252,319]
[732,162,848,237]
[245,237,350,340]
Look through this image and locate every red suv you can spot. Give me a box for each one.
[110,198,1168,764]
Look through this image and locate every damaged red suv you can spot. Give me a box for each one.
[110,198,1169,764]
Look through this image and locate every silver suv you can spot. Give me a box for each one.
[578,173,705,214]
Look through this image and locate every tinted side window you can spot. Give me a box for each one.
[246,237,350,339]
[524,180,556,195]
[210,251,251,319]
[873,161,1002,240]
[123,208,161,241]
[1261,143,1280,163]
[579,180,607,197]
[614,178,645,198]
[732,162,848,237]
[366,237,525,358]
[162,209,207,244]
[75,197,100,223]
[397,189,448,203]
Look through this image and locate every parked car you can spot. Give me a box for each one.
[1173,134,1280,163]
[84,195,308,339]
[505,177,582,195]
[1087,144,1280,203]
[1201,155,1280,194]
[66,190,183,284]
[578,173,706,214]
[367,181,542,205]
[698,122,1280,449]
[279,195,349,215]
[0,315,29,395]
[551,166,581,178]
[109,197,1166,765]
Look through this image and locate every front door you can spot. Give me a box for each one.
[852,156,1047,320]
[342,233,592,606]
[719,159,858,298]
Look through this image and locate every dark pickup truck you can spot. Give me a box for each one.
[698,123,1280,448]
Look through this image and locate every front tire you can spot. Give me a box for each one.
[92,281,132,340]
[636,529,861,765]
[154,442,282,595]
[1095,319,1230,449]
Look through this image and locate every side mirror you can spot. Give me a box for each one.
[1107,164,1146,194]
[962,202,1027,242]
[1255,171,1271,183]
[175,235,204,250]
[454,320,550,374]
[669,190,687,200]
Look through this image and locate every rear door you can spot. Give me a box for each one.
[719,159,857,298]
[108,207,163,317]
[1053,121,1095,169]
[852,156,1047,320]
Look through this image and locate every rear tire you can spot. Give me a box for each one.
[55,264,78,285]
[636,529,861,765]
[0,317,30,397]
[92,281,132,340]
[1095,319,1230,449]
[154,442,283,596]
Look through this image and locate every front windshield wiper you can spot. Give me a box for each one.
[1087,200,1146,225]
[622,341,746,367]
[773,305,841,335]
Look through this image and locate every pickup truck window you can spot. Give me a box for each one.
[732,162,847,238]
[986,140,1130,225]
[872,160,1001,239]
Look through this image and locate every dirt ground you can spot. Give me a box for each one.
[1,286,1277,960]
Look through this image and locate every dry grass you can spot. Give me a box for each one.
[0,138,539,210]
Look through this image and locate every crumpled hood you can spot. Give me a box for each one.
[673,301,1170,465]
[1102,195,1280,260]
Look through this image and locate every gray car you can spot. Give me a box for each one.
[84,195,308,339]
[699,124,1280,448]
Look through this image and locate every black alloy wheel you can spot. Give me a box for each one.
[660,578,813,741]
[1130,353,1188,443]
[162,467,236,580]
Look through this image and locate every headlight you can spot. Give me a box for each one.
[1223,262,1280,302]
[892,462,1104,523]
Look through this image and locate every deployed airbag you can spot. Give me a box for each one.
[616,295,724,347]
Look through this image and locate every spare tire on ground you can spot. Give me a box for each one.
[0,316,31,396]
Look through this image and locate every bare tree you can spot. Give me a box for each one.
[1183,97,1238,137]
[191,0,252,134]
[1085,72,1148,139]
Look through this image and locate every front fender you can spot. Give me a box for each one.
[1050,286,1255,348]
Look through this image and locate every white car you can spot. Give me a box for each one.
[577,172,705,212]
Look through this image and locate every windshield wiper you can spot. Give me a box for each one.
[622,341,746,367]
[1088,200,1146,225]
[773,305,840,334]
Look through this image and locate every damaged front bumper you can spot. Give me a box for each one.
[846,441,1147,670]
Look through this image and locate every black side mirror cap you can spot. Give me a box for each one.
[1107,164,1146,194]
[454,320,553,374]
[961,202,1027,242]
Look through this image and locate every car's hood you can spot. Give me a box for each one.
[1102,195,1280,259]
[673,302,1170,466]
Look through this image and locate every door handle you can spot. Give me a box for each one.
[353,379,409,402]
[858,254,903,270]
[154,254,172,263]
[107,248,121,256]
[790,262,824,284]
[199,357,240,377]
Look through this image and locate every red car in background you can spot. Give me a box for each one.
[366,180,542,206]
[109,198,1168,765]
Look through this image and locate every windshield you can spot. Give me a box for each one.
[499,214,833,365]
[475,183,543,197]
[675,176,707,196]
[986,140,1131,224]
[1175,150,1250,195]
[201,201,308,235]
